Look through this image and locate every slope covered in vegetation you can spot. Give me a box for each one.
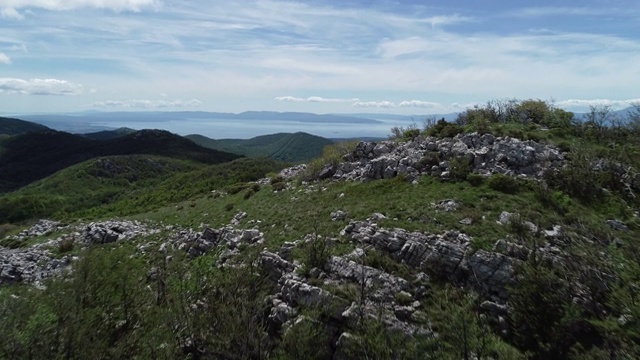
[0,116,50,136]
[187,132,333,163]
[0,129,241,192]
[1,99,639,359]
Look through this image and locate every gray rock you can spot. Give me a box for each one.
[331,210,347,221]
[607,219,629,232]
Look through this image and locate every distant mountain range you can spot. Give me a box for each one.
[15,111,383,134]
[0,116,339,192]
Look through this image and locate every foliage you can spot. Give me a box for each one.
[0,129,241,193]
[302,140,359,180]
[448,156,472,182]
[0,116,49,136]
[487,173,522,194]
[389,122,421,141]
[466,173,485,187]
[187,131,333,163]
[508,260,577,359]
[0,156,284,223]
[425,118,464,138]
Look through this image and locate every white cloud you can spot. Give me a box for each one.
[274,96,305,102]
[556,98,640,109]
[0,53,11,64]
[353,101,396,109]
[398,100,441,108]
[1,0,158,18]
[0,78,83,95]
[91,99,202,109]
[422,14,473,28]
[275,96,359,103]
[510,7,637,18]
[1,7,23,19]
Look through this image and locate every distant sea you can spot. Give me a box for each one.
[89,117,416,139]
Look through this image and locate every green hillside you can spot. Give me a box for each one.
[1,100,640,359]
[187,131,333,162]
[83,127,136,140]
[0,116,50,136]
[0,155,284,223]
[0,129,241,193]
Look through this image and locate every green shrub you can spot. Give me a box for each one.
[225,182,250,195]
[487,174,521,194]
[57,237,75,253]
[298,235,332,276]
[272,182,287,192]
[270,175,284,185]
[448,156,472,182]
[0,237,22,249]
[506,128,525,139]
[0,223,16,239]
[426,119,464,138]
[416,152,440,170]
[466,173,485,187]
[243,188,255,200]
[224,203,234,211]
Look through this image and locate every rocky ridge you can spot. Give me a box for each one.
[317,133,564,182]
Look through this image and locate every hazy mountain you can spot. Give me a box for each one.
[187,132,333,163]
[83,127,137,141]
[0,116,50,136]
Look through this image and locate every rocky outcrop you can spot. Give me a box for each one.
[83,220,161,244]
[342,220,518,302]
[0,248,70,286]
[9,219,66,239]
[162,226,264,258]
[317,133,564,183]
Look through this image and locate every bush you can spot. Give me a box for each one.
[416,152,440,170]
[224,203,234,211]
[57,237,75,253]
[270,175,284,185]
[0,237,22,249]
[243,188,255,200]
[448,156,472,182]
[225,182,250,195]
[426,119,464,138]
[543,151,604,204]
[272,182,287,192]
[466,173,485,187]
[487,174,521,194]
[0,223,16,239]
[298,234,332,276]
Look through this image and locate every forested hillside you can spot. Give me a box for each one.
[187,132,333,163]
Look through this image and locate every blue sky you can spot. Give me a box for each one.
[1,0,639,115]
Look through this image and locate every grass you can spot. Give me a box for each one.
[134,172,626,254]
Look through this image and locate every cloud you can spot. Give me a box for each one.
[422,14,473,28]
[0,53,10,64]
[275,96,359,103]
[91,99,203,109]
[1,7,23,19]
[1,0,158,18]
[0,78,83,95]
[353,101,396,109]
[556,98,640,109]
[274,96,305,102]
[509,7,636,18]
[398,100,441,108]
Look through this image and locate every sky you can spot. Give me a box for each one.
[1,0,639,115]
